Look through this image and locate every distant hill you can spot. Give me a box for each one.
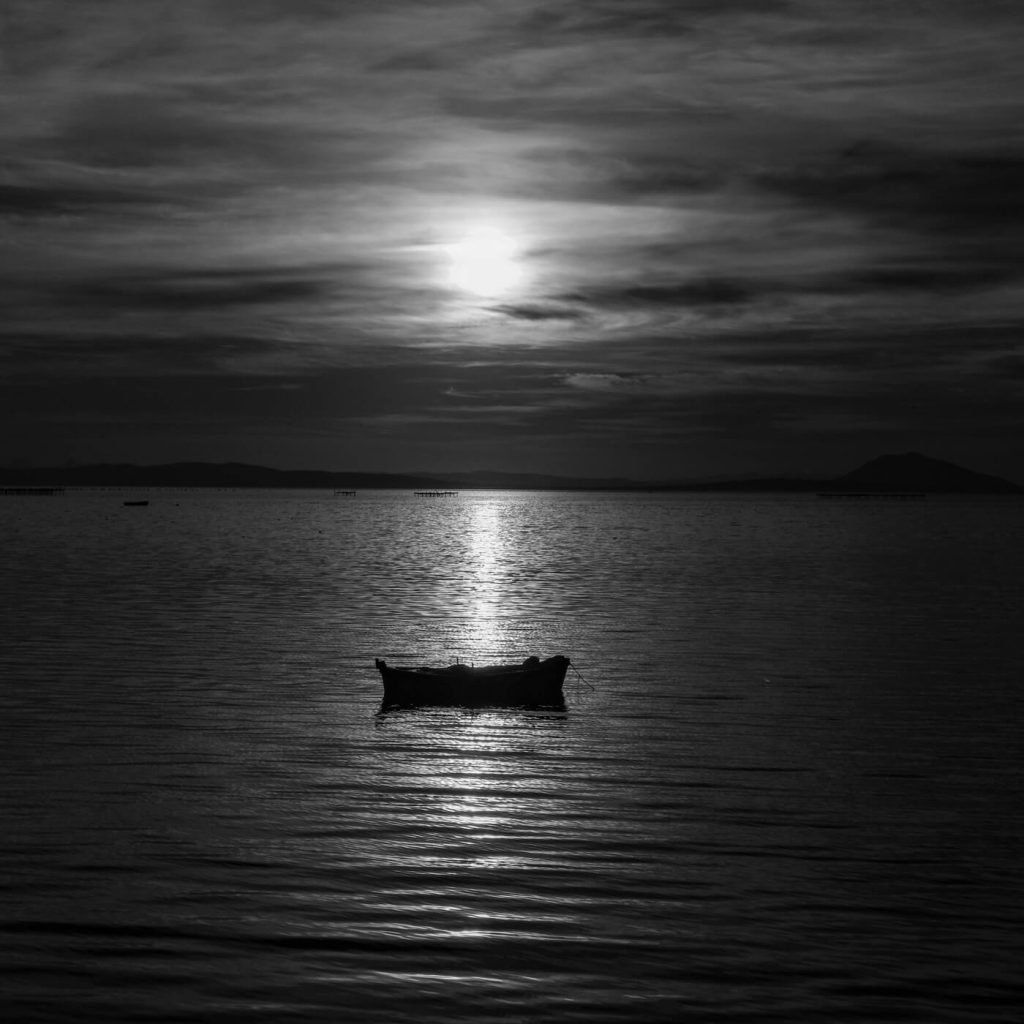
[0,461,630,491]
[653,452,1021,493]
[827,452,1021,494]
[0,462,455,490]
[0,452,1019,492]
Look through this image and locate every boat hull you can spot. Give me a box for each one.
[375,655,570,708]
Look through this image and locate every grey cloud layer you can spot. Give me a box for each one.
[3,0,1022,473]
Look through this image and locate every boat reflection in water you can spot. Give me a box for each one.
[375,655,571,710]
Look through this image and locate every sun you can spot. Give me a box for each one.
[446,227,523,297]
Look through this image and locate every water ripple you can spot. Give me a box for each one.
[3,491,1023,1022]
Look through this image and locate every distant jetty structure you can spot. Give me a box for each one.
[1,486,65,496]
[334,490,356,495]
[414,490,458,497]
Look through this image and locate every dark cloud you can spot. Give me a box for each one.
[0,181,157,218]
[442,89,739,132]
[757,142,1024,235]
[985,353,1024,380]
[0,331,289,378]
[617,280,754,306]
[609,160,727,199]
[517,0,792,40]
[557,258,1017,322]
[697,324,1024,386]
[845,263,1015,293]
[57,268,335,312]
[56,93,334,176]
[372,49,453,72]
[555,356,1024,453]
[489,303,586,321]
[513,146,727,204]
[561,278,757,309]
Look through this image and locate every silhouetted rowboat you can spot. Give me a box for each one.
[375,654,571,708]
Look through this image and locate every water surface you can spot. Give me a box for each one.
[2,490,1022,1022]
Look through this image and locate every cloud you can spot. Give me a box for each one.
[3,0,1024,476]
[488,302,587,321]
[565,278,756,309]
[564,371,692,394]
[0,330,293,379]
[844,263,1015,293]
[56,268,335,312]
[53,92,349,187]
[0,181,154,218]
[517,0,793,40]
[756,141,1024,234]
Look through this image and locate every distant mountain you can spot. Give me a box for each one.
[1,452,1019,492]
[828,451,1021,494]
[662,452,1020,493]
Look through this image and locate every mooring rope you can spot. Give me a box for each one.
[570,662,596,692]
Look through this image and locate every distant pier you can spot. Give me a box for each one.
[1,487,65,496]
[334,490,357,495]
[414,490,458,497]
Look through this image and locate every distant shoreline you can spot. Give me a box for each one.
[1,455,1020,495]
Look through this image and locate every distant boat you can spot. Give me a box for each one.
[375,654,570,708]
[123,499,149,506]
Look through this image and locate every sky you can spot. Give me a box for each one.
[3,0,1023,480]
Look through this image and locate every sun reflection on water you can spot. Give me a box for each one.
[409,709,570,873]
[414,495,555,666]
[462,500,510,660]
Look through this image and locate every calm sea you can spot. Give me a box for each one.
[2,489,1022,1023]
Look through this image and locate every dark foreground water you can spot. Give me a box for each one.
[2,490,1022,1022]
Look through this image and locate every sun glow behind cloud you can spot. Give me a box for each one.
[446,227,524,297]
